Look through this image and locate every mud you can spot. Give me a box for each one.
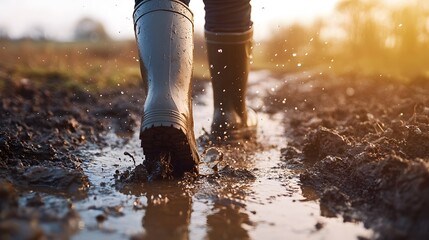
[268,73,429,239]
[1,70,427,239]
[0,76,144,239]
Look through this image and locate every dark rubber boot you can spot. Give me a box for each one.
[134,0,199,177]
[205,28,257,142]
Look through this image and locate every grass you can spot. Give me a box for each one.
[0,39,142,92]
[0,36,273,93]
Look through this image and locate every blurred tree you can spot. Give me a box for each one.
[74,17,110,42]
[336,0,385,60]
[390,0,429,75]
[391,1,429,53]
[25,25,46,41]
[257,0,429,77]
[0,27,8,40]
[335,0,429,76]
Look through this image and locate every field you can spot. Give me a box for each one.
[1,1,429,238]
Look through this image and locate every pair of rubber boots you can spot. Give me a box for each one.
[134,0,257,177]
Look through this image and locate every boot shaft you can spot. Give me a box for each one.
[205,29,253,127]
[205,29,252,111]
[134,0,194,115]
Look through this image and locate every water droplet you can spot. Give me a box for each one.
[121,91,124,95]
[346,87,355,96]
[217,49,223,53]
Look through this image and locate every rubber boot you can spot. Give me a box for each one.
[134,0,199,177]
[205,28,257,142]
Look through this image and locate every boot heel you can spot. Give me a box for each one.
[141,110,187,132]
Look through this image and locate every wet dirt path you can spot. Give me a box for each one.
[37,71,373,239]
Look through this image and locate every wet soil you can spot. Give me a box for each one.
[0,77,144,238]
[0,71,428,239]
[266,73,429,239]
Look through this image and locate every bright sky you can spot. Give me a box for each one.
[0,0,339,41]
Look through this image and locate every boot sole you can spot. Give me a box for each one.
[140,110,199,178]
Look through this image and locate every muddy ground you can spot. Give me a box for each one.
[0,71,428,239]
[0,76,144,239]
[266,73,429,239]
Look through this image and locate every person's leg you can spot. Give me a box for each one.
[203,0,257,141]
[135,0,189,7]
[133,0,199,177]
[203,0,252,33]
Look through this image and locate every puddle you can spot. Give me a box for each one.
[21,71,374,239]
